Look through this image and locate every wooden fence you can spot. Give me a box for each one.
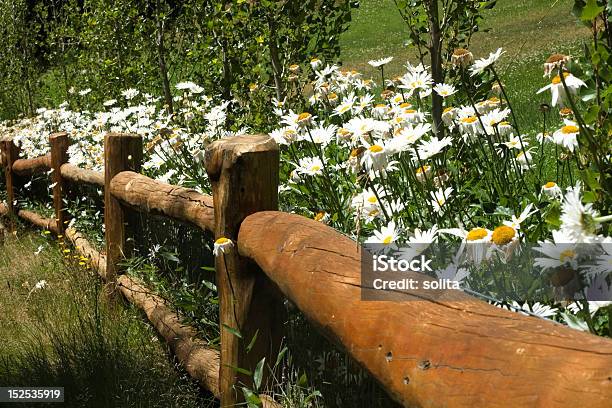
[1,132,612,408]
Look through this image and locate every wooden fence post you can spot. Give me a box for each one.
[205,135,285,406]
[0,138,20,216]
[104,133,143,286]
[49,132,69,234]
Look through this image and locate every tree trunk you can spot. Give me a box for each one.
[156,0,173,114]
[267,18,284,101]
[426,0,444,137]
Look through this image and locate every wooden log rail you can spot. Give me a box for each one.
[60,163,104,186]
[238,211,612,407]
[12,154,51,176]
[2,132,612,407]
[109,171,214,232]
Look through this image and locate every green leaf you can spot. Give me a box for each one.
[583,191,597,203]
[246,329,259,354]
[545,204,561,228]
[227,364,251,376]
[274,346,288,369]
[241,387,262,408]
[222,324,242,338]
[581,0,604,21]
[254,357,265,390]
[297,372,308,387]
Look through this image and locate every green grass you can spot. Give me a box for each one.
[0,230,213,407]
[339,0,590,135]
[340,0,588,75]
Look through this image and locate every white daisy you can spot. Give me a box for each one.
[433,83,457,98]
[541,181,562,198]
[430,187,453,214]
[560,183,600,242]
[213,237,234,256]
[469,48,505,76]
[536,72,586,107]
[296,156,325,176]
[552,120,580,152]
[368,57,393,68]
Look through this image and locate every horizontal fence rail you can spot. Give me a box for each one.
[12,154,51,176]
[60,163,104,186]
[109,171,214,232]
[238,211,612,407]
[1,132,612,407]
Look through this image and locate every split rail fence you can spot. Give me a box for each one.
[1,132,611,408]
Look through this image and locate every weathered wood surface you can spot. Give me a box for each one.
[12,154,51,176]
[238,211,612,408]
[17,210,59,234]
[0,139,20,216]
[109,171,215,233]
[50,133,69,233]
[104,133,143,286]
[60,163,104,186]
[205,134,285,407]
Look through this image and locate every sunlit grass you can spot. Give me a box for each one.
[0,231,212,408]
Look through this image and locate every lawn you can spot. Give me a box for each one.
[340,0,591,133]
[0,230,211,407]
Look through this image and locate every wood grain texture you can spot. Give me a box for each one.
[0,139,20,216]
[12,154,51,176]
[109,171,214,233]
[104,133,143,285]
[205,134,285,407]
[60,163,104,186]
[50,133,69,233]
[238,211,612,408]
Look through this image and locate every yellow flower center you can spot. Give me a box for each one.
[399,102,412,109]
[297,112,312,122]
[443,107,454,113]
[383,235,393,244]
[488,96,500,103]
[375,103,386,109]
[416,165,430,174]
[561,125,579,134]
[559,107,573,115]
[544,181,557,188]
[314,211,325,221]
[551,72,571,84]
[491,226,516,246]
[405,109,417,114]
[310,165,321,172]
[215,237,230,245]
[367,196,378,204]
[466,228,488,241]
[462,116,478,124]
[328,92,338,100]
[559,249,576,263]
[369,145,384,153]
